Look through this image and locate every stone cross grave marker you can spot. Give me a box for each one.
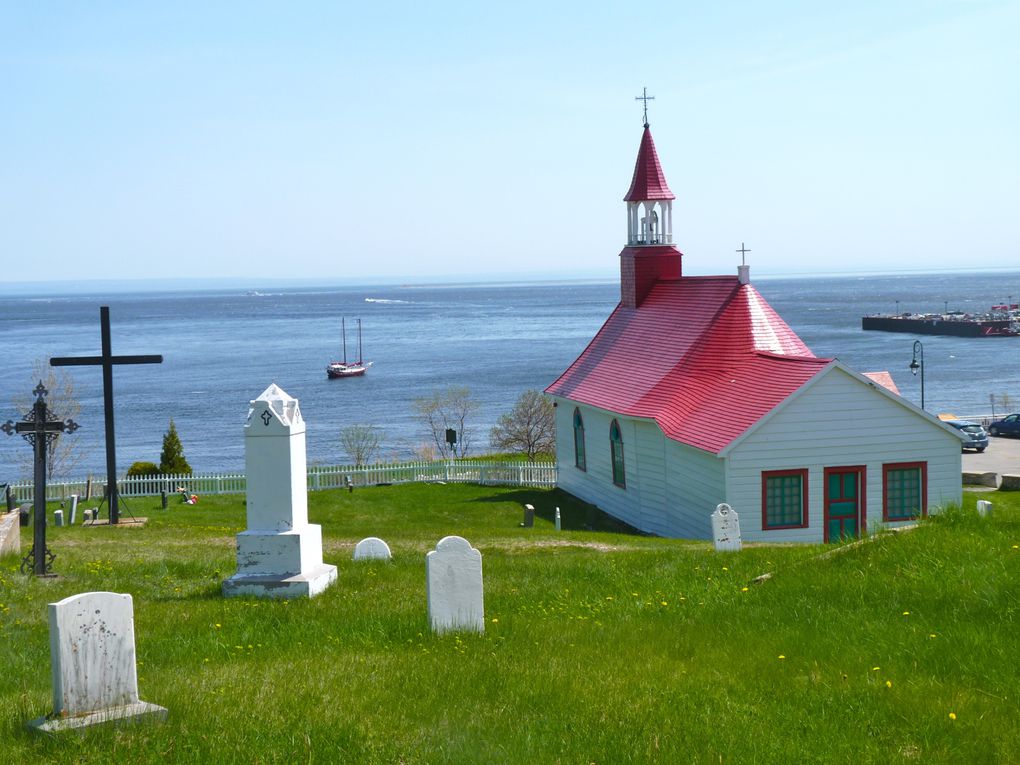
[426,535,484,634]
[223,384,338,599]
[28,591,167,733]
[712,503,742,552]
[353,537,392,561]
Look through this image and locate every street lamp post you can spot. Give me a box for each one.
[909,340,925,410]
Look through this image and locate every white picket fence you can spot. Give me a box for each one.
[4,460,558,503]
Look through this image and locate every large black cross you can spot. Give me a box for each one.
[2,383,79,575]
[635,86,655,127]
[51,306,163,524]
[736,242,751,265]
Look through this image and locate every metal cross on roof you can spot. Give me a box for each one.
[2,383,79,575]
[635,87,655,127]
[50,306,163,525]
[736,242,751,266]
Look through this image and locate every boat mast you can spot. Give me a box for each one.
[356,319,363,364]
[342,317,348,364]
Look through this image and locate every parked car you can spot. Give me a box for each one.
[988,413,1020,438]
[945,419,989,452]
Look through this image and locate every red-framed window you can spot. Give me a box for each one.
[883,462,927,521]
[762,469,809,530]
[609,419,625,488]
[572,408,586,471]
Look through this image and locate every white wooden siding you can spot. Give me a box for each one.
[553,398,725,538]
[726,367,962,543]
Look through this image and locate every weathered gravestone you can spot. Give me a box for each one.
[521,504,535,528]
[0,510,20,557]
[353,537,392,561]
[28,591,167,733]
[223,384,337,599]
[426,536,484,634]
[53,509,64,528]
[976,500,992,517]
[69,495,79,525]
[712,503,742,552]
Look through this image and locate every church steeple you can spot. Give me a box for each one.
[624,124,675,246]
[618,100,682,310]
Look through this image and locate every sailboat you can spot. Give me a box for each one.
[326,318,373,379]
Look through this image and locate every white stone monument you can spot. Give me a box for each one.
[426,535,484,634]
[976,499,992,517]
[712,503,742,552]
[29,592,166,733]
[223,384,337,599]
[69,494,79,525]
[353,537,392,561]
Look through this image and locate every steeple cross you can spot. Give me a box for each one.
[736,242,751,265]
[50,306,163,524]
[635,87,655,127]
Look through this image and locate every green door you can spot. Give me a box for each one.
[825,468,863,542]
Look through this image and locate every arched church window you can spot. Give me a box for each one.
[573,408,586,471]
[610,419,625,488]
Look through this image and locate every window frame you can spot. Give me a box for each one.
[761,468,809,530]
[609,419,626,488]
[882,461,927,522]
[572,408,586,471]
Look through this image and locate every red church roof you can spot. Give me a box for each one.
[546,276,833,453]
[623,126,675,202]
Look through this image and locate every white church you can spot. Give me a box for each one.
[545,120,964,543]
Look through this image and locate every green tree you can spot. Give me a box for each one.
[489,389,556,459]
[159,418,192,474]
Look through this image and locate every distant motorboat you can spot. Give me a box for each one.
[327,318,373,379]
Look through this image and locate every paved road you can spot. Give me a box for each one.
[962,435,1020,481]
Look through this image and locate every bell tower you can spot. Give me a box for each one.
[619,93,682,308]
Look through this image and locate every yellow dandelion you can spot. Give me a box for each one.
[902,611,910,616]
[605,596,614,601]
[949,712,957,720]
[1013,545,1018,550]
[491,617,499,623]
[886,680,893,689]
[929,633,937,639]
[722,567,729,571]
[872,666,881,672]
[741,587,749,592]
[778,655,786,660]
[215,624,221,629]
[631,592,639,597]
[660,601,668,606]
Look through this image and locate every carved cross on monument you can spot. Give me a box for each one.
[2,383,79,575]
[50,306,163,525]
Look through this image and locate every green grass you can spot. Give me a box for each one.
[1,486,1018,763]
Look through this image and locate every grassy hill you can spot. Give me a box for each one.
[1,484,1018,763]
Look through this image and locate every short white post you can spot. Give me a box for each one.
[976,500,992,517]
[555,507,561,531]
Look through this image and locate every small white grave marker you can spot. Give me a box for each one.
[976,500,992,517]
[426,536,484,634]
[29,591,166,733]
[712,503,742,552]
[54,509,64,528]
[353,537,392,561]
[69,495,79,525]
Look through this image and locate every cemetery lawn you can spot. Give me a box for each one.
[1,485,1018,764]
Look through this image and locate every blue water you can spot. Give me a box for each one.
[2,271,1018,481]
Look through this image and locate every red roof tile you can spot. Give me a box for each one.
[862,371,900,395]
[623,126,675,202]
[546,276,831,453]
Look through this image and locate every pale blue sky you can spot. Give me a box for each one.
[2,1,1017,285]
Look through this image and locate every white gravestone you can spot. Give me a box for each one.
[976,500,992,517]
[29,592,167,733]
[68,495,79,525]
[712,503,742,552]
[426,536,484,634]
[353,537,392,561]
[223,384,338,599]
[54,509,64,527]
